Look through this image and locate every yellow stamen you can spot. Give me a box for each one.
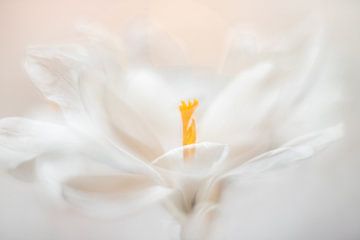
[179,99,199,160]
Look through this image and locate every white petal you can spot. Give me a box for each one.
[24,44,97,133]
[77,23,186,151]
[273,68,344,145]
[152,142,229,176]
[78,72,164,160]
[197,125,343,204]
[201,23,324,160]
[200,62,275,159]
[158,67,228,113]
[150,143,228,213]
[227,124,343,179]
[36,153,118,195]
[180,203,217,240]
[0,118,161,183]
[25,44,165,159]
[62,173,173,218]
[119,68,180,151]
[0,117,78,168]
[153,143,228,214]
[35,149,165,197]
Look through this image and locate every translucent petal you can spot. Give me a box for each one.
[201,22,325,160]
[228,124,344,178]
[24,44,165,160]
[157,67,228,115]
[77,71,165,160]
[118,68,181,151]
[0,118,161,183]
[77,23,187,151]
[0,117,79,168]
[24,44,98,133]
[35,149,165,201]
[152,142,229,176]
[35,153,119,195]
[200,62,275,160]
[150,143,228,213]
[62,173,173,218]
[196,125,343,204]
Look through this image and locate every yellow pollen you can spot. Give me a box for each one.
[179,99,199,160]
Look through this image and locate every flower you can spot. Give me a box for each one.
[0,23,343,240]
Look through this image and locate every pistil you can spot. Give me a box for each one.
[179,99,199,160]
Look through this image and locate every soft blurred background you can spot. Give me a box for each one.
[0,0,359,239]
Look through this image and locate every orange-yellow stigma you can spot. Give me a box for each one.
[179,99,199,160]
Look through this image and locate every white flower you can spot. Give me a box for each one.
[0,23,343,240]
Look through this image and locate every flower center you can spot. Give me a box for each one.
[179,99,199,160]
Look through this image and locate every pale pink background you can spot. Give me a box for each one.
[1,0,351,117]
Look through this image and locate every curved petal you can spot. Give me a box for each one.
[77,71,165,160]
[201,22,324,160]
[78,23,188,151]
[35,153,120,195]
[157,67,229,114]
[224,124,343,180]
[121,20,227,120]
[62,173,173,218]
[0,117,79,168]
[24,44,99,133]
[24,43,166,160]
[35,150,165,200]
[0,146,37,182]
[196,124,344,204]
[24,26,227,156]
[79,23,227,151]
[199,62,275,159]
[152,142,229,176]
[0,118,162,183]
[117,68,181,151]
[149,143,228,214]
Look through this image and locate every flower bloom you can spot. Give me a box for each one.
[0,24,343,240]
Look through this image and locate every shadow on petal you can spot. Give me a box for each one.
[62,173,173,218]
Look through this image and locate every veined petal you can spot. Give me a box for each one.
[24,43,166,160]
[228,124,344,178]
[0,118,162,183]
[24,44,99,133]
[62,173,173,218]
[196,124,344,204]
